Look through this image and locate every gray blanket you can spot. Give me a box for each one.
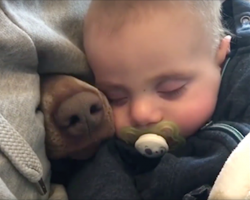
[0,0,91,199]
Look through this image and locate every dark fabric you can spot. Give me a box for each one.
[67,128,239,200]
[213,0,250,124]
[67,139,141,200]
[65,0,250,200]
[182,185,212,200]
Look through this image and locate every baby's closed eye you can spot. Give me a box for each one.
[156,80,187,99]
[104,91,128,106]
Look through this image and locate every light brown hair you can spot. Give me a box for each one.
[84,0,226,52]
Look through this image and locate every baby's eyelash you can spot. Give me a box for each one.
[108,97,128,106]
[158,86,186,99]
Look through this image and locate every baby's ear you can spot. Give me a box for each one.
[216,35,231,66]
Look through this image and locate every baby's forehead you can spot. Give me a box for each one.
[85,7,208,49]
[84,0,224,51]
[84,0,223,63]
[86,19,210,80]
[84,1,199,36]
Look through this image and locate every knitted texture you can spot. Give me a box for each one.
[0,114,42,183]
[0,0,91,198]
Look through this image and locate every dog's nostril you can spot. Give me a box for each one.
[69,115,80,126]
[90,104,102,115]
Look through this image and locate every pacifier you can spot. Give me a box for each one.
[134,122,181,158]
[135,133,169,158]
[118,121,183,158]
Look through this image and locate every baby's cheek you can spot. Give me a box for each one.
[177,98,216,137]
[112,108,130,135]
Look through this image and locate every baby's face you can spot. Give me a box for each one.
[84,5,230,137]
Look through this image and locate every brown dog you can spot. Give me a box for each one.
[40,75,115,160]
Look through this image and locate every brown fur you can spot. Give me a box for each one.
[40,75,115,160]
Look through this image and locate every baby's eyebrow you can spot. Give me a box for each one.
[150,73,190,83]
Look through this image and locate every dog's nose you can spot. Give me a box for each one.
[54,91,104,136]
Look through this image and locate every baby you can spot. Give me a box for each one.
[84,0,230,138]
[67,0,250,199]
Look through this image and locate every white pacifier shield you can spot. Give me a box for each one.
[135,134,169,158]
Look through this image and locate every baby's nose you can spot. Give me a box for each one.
[130,99,162,127]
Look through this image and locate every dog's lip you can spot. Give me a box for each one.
[68,142,100,160]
